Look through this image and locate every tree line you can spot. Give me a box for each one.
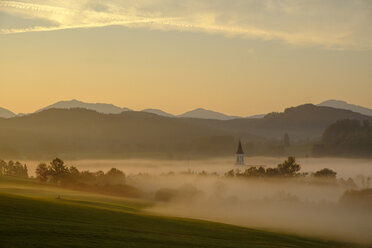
[35,158,141,198]
[0,159,28,177]
[225,156,337,179]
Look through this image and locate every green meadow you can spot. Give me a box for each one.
[0,176,362,248]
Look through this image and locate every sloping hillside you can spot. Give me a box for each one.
[0,108,242,159]
[0,107,16,118]
[0,176,351,248]
[319,100,372,116]
[178,108,240,120]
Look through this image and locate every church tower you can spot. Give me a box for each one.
[236,140,244,165]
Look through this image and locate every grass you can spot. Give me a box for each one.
[0,176,362,248]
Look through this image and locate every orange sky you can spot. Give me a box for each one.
[1,1,371,116]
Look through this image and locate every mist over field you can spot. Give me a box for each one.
[24,157,372,244]
[25,157,372,178]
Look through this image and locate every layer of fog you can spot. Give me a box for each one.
[26,157,372,179]
[25,157,372,244]
[135,175,372,244]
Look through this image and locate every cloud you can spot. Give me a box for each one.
[1,0,371,50]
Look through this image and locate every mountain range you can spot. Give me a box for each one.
[0,100,243,120]
[36,99,132,114]
[317,100,372,117]
[1,99,372,120]
[0,103,371,159]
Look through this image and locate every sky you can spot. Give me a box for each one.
[0,0,371,116]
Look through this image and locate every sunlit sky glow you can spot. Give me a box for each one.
[1,0,371,115]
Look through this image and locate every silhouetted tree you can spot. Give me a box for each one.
[105,168,125,185]
[225,157,301,178]
[0,159,7,175]
[95,170,105,177]
[265,167,279,177]
[49,158,69,183]
[36,163,49,182]
[244,166,265,177]
[1,160,28,177]
[277,156,300,176]
[32,158,141,198]
[14,161,28,177]
[313,168,337,178]
[67,166,80,182]
[7,160,15,175]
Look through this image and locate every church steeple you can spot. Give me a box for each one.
[236,140,244,165]
[236,140,244,154]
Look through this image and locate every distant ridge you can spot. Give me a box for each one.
[318,100,372,117]
[36,99,131,114]
[142,109,175,118]
[246,114,266,119]
[178,108,240,120]
[0,107,16,118]
[1,104,371,159]
[32,100,243,119]
[218,103,372,140]
[9,99,371,121]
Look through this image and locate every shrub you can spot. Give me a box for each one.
[313,168,337,178]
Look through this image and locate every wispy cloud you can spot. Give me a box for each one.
[1,0,371,50]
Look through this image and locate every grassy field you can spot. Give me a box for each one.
[0,176,363,248]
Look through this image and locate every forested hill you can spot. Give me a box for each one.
[185,104,372,140]
[0,108,248,159]
[313,119,372,157]
[0,104,371,159]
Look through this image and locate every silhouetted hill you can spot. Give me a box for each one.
[318,100,372,116]
[246,114,266,119]
[313,119,372,157]
[1,104,371,159]
[264,104,371,123]
[254,104,372,139]
[0,108,251,159]
[36,99,131,114]
[187,104,372,140]
[34,100,242,119]
[0,107,15,118]
[178,108,240,120]
[141,109,175,118]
